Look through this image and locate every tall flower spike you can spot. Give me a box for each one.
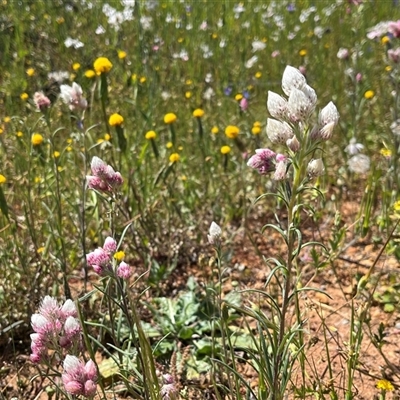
[266,118,294,144]
[208,222,222,246]
[282,65,306,96]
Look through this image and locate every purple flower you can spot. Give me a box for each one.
[247,148,276,175]
[224,86,233,96]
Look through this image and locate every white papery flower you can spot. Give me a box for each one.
[348,154,370,173]
[252,40,266,52]
[208,222,222,245]
[345,138,364,155]
[307,158,325,177]
[288,87,316,122]
[319,101,339,126]
[282,65,306,96]
[245,55,258,69]
[60,82,87,111]
[266,118,294,144]
[267,91,288,120]
[64,37,84,49]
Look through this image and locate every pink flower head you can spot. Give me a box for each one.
[388,48,400,63]
[117,261,133,279]
[103,237,117,253]
[87,157,123,193]
[34,91,51,111]
[247,148,276,175]
[60,299,77,319]
[389,20,400,38]
[62,355,98,397]
[86,247,111,268]
[239,97,248,111]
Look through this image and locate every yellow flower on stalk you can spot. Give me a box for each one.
[85,69,96,78]
[0,174,6,184]
[364,90,375,99]
[253,121,261,127]
[16,131,23,137]
[386,65,392,72]
[220,145,231,154]
[104,133,111,141]
[164,113,177,124]
[381,36,390,45]
[380,148,392,158]
[169,153,180,163]
[255,71,262,78]
[109,113,124,126]
[185,91,192,99]
[299,49,307,56]
[118,50,127,59]
[376,379,394,391]
[31,133,44,146]
[235,94,243,101]
[93,57,113,74]
[252,126,261,135]
[186,79,193,85]
[225,125,239,139]
[211,126,219,134]
[4,117,10,123]
[114,251,125,261]
[72,63,81,71]
[140,76,146,83]
[37,247,45,254]
[20,92,29,101]
[54,151,60,158]
[393,200,400,212]
[0,129,3,135]
[193,108,205,118]
[26,68,35,77]
[166,142,173,149]
[145,130,157,140]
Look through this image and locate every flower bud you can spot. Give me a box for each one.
[286,136,300,152]
[307,158,325,177]
[208,222,222,246]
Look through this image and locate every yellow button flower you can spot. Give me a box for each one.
[145,130,157,140]
[164,113,177,124]
[85,69,96,78]
[220,145,231,154]
[104,133,111,141]
[381,36,390,45]
[0,174,6,184]
[364,90,375,99]
[4,117,11,123]
[109,113,124,126]
[376,379,394,391]
[252,126,261,135]
[235,94,243,101]
[255,71,262,79]
[114,251,125,261]
[169,153,180,163]
[118,50,127,59]
[193,108,205,118]
[166,142,173,149]
[72,63,81,71]
[225,125,239,139]
[26,68,35,77]
[54,151,60,158]
[20,92,29,101]
[211,126,219,134]
[31,133,44,146]
[185,91,192,99]
[299,49,307,56]
[93,57,113,74]
[16,131,23,137]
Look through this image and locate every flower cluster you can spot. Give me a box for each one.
[60,82,87,111]
[160,373,179,400]
[33,91,51,111]
[86,156,123,193]
[62,355,98,397]
[86,236,133,278]
[30,296,82,363]
[248,66,339,179]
